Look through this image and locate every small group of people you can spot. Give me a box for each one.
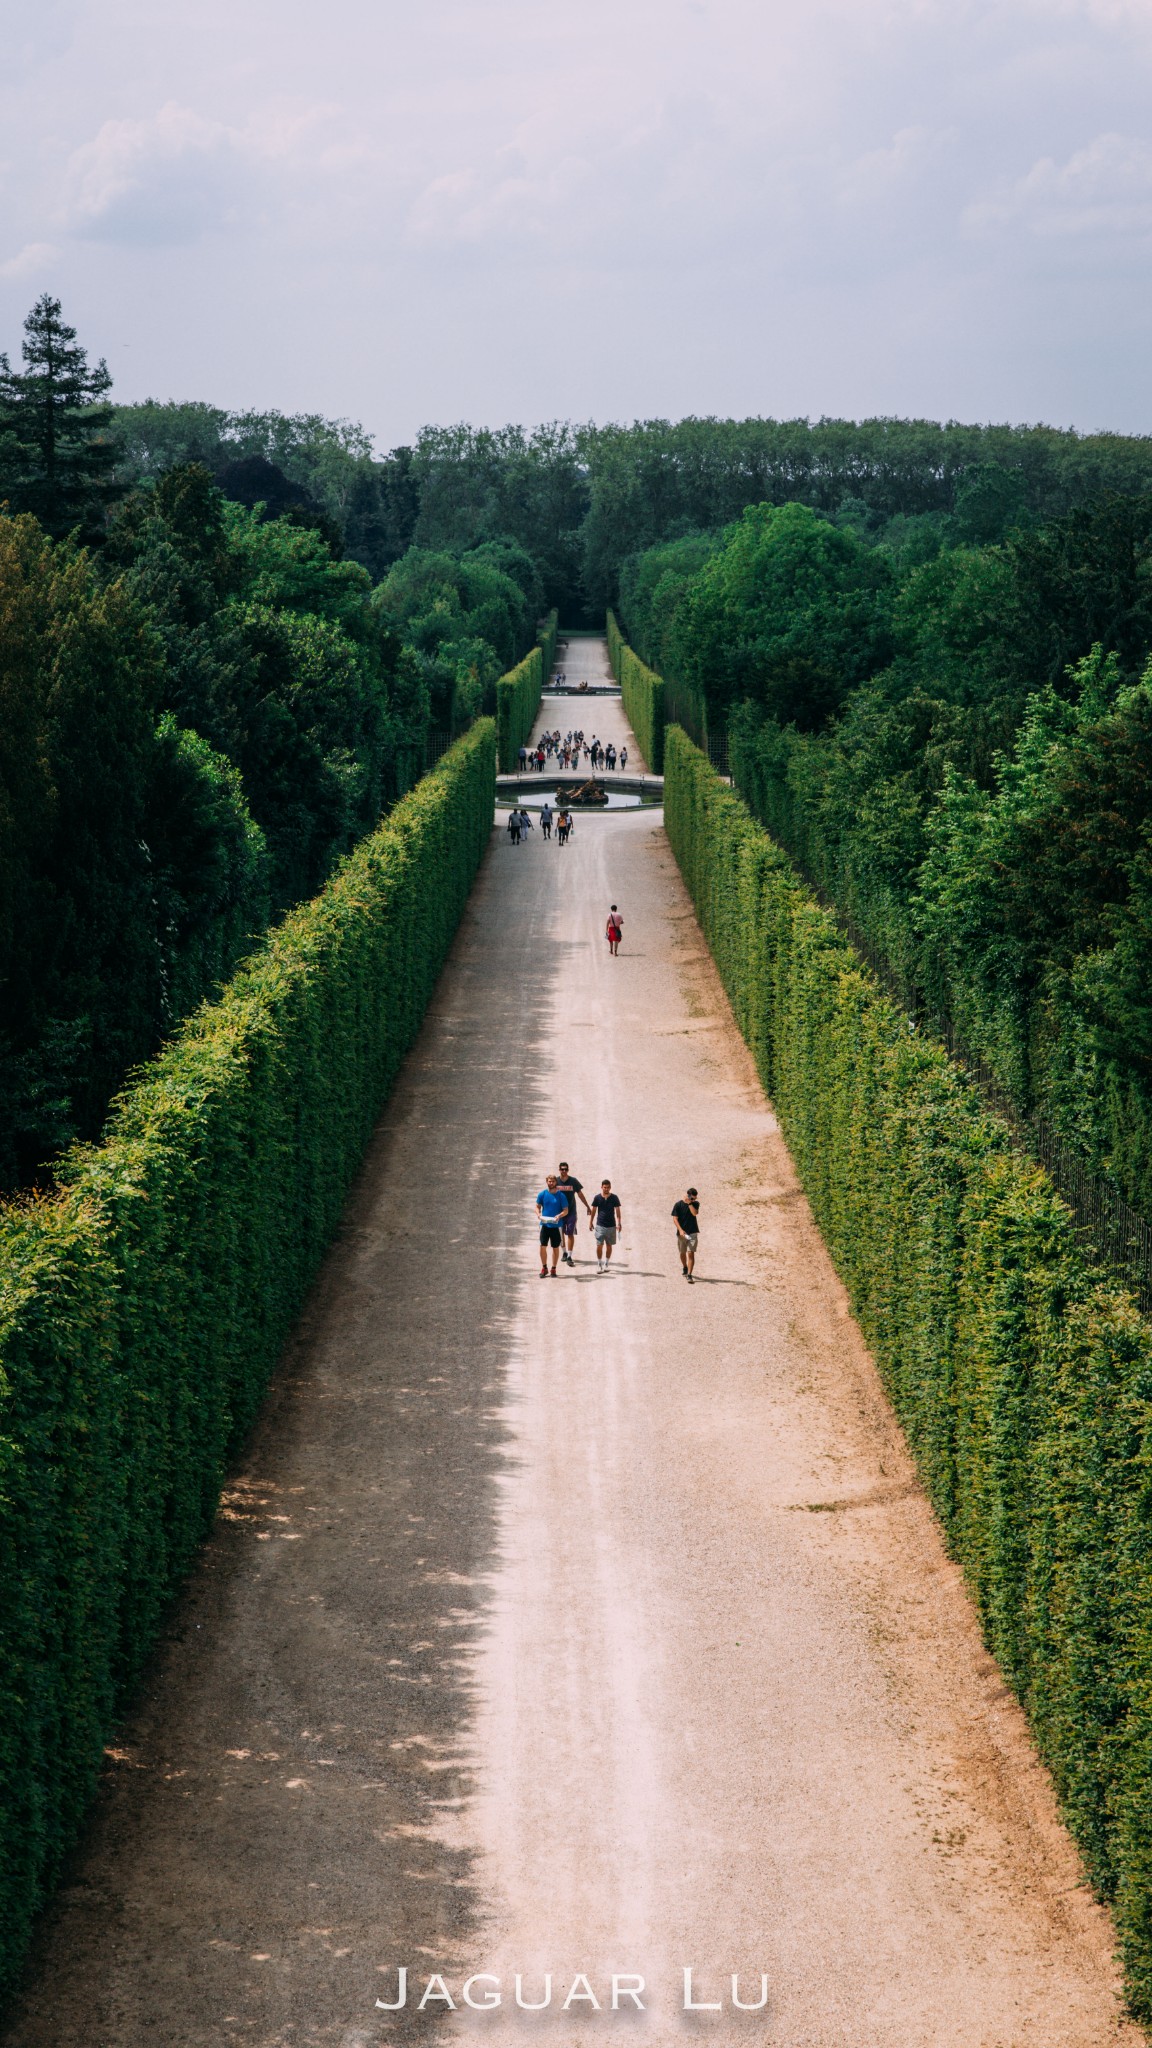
[585,738,623,771]
[506,805,573,846]
[535,1166,701,1281]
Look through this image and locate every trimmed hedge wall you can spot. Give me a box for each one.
[496,610,557,771]
[606,610,665,772]
[0,720,496,2007]
[538,608,558,692]
[663,725,1152,2021]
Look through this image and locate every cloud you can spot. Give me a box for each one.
[62,102,247,245]
[0,242,58,280]
[966,131,1152,237]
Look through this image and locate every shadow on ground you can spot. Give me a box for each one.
[2,831,570,2048]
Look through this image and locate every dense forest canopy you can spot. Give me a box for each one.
[109,404,1152,619]
[616,492,1152,1218]
[5,288,1152,1210]
[0,299,544,1186]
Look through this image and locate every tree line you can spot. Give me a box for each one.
[7,288,1152,1195]
[617,492,1152,1220]
[0,297,544,1189]
[110,403,1152,621]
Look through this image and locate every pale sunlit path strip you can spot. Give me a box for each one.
[3,640,1139,2048]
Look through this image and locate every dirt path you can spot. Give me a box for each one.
[5,643,1139,2047]
[529,635,644,770]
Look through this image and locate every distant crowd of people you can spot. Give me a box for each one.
[519,730,627,774]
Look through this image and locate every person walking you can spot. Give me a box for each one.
[557,1161,592,1265]
[620,745,628,771]
[537,1175,569,1277]
[606,743,617,771]
[606,904,623,955]
[556,808,572,846]
[507,809,521,846]
[518,806,534,840]
[590,1180,622,1269]
[672,1187,700,1282]
[540,800,553,840]
[518,742,528,772]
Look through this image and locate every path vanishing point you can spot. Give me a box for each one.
[4,637,1142,2048]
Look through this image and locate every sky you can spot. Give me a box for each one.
[2,0,1152,448]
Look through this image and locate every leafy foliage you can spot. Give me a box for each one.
[579,416,1152,610]
[104,465,429,912]
[112,401,415,580]
[614,480,1152,1212]
[663,728,1152,2022]
[0,513,268,1188]
[495,613,558,771]
[607,611,665,771]
[376,539,542,732]
[0,721,495,2011]
[663,501,895,730]
[0,296,120,540]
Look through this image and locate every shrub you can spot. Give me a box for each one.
[663,724,1152,2021]
[495,611,557,771]
[0,720,496,2006]
[606,611,665,771]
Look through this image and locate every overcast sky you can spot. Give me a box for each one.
[2,0,1151,447]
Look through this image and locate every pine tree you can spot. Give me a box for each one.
[0,294,120,538]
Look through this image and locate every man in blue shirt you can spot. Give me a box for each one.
[536,1174,569,1277]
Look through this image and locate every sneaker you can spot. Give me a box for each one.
[687,1274,694,1284]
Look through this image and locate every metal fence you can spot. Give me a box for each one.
[424,727,455,773]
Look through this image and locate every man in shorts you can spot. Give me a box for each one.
[671,1187,700,1281]
[557,1160,591,1265]
[541,800,553,840]
[536,1174,569,1277]
[590,1180,623,1270]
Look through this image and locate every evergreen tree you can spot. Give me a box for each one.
[0,294,120,539]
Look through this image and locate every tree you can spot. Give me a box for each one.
[0,512,266,1187]
[668,502,895,729]
[0,295,120,539]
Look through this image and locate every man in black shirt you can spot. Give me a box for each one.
[671,1187,700,1281]
[557,1160,591,1267]
[590,1180,623,1270]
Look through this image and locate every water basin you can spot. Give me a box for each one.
[496,783,659,812]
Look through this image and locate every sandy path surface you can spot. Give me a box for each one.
[4,644,1139,2048]
[527,634,645,776]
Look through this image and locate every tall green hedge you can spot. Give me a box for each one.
[663,725,1152,2021]
[496,610,557,771]
[606,610,665,772]
[537,608,558,691]
[0,721,496,2007]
